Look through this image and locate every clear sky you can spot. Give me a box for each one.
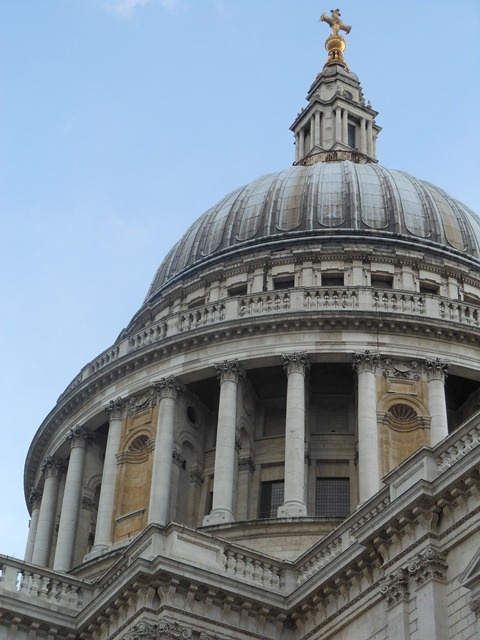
[0,1,479,559]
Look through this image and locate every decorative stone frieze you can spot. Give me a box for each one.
[381,358,421,380]
[40,456,64,478]
[470,598,480,617]
[214,359,245,383]
[28,488,42,510]
[352,350,380,374]
[66,425,93,448]
[408,547,447,587]
[282,352,310,375]
[380,567,409,607]
[104,396,126,420]
[153,375,184,400]
[424,357,450,382]
[157,620,192,638]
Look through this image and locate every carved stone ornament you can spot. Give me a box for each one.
[40,456,64,478]
[282,352,310,375]
[408,547,448,587]
[123,621,157,640]
[153,375,184,400]
[380,567,409,607]
[238,456,255,473]
[81,496,96,510]
[424,357,450,382]
[214,359,245,383]
[470,598,480,617]
[352,350,380,374]
[381,358,421,380]
[28,488,42,510]
[157,620,192,639]
[126,387,158,416]
[172,449,186,468]
[66,424,93,448]
[104,396,126,420]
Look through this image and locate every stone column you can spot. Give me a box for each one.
[353,351,380,503]
[31,457,63,567]
[148,376,184,526]
[360,118,367,154]
[299,129,305,161]
[236,457,255,521]
[203,359,244,526]
[380,568,410,640]
[91,397,125,553]
[341,109,348,145]
[408,547,448,639]
[314,112,321,147]
[53,426,92,572]
[278,353,309,518]
[425,359,450,446]
[24,489,42,563]
[335,108,342,143]
[366,120,373,156]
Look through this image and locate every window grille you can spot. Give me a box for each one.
[259,480,284,519]
[316,477,350,517]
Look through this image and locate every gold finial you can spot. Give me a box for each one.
[320,8,351,70]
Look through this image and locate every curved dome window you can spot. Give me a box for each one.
[128,435,149,453]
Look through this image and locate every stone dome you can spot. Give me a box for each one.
[146,161,480,303]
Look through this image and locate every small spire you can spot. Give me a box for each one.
[320,8,351,70]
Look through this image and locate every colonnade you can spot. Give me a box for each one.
[294,109,377,162]
[25,353,450,570]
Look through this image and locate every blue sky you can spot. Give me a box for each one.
[0,0,479,558]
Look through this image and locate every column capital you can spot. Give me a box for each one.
[380,567,409,608]
[66,425,93,449]
[104,397,126,420]
[172,449,186,468]
[238,456,255,473]
[352,350,380,374]
[190,467,204,486]
[282,352,310,376]
[28,488,43,510]
[424,358,450,382]
[153,375,184,400]
[40,456,64,478]
[408,547,447,587]
[214,359,245,384]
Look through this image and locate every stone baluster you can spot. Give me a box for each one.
[91,397,125,554]
[31,457,63,567]
[53,426,92,572]
[203,359,244,525]
[148,376,184,526]
[278,353,309,517]
[425,358,450,446]
[24,488,42,563]
[353,351,380,503]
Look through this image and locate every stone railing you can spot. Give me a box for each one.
[56,288,480,402]
[436,412,480,472]
[0,556,92,612]
[223,548,286,591]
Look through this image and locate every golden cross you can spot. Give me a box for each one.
[320,8,351,37]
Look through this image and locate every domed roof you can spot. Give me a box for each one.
[146,161,480,302]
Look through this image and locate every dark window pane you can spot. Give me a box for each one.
[259,480,284,519]
[316,478,350,517]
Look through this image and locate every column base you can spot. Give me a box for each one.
[202,508,235,526]
[277,501,307,518]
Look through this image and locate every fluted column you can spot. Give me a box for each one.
[24,489,42,563]
[31,457,63,567]
[148,376,184,526]
[366,119,373,156]
[203,359,244,526]
[91,397,125,553]
[53,426,91,572]
[299,129,305,161]
[353,351,380,503]
[425,359,450,445]
[360,118,367,153]
[314,112,321,146]
[278,353,309,518]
